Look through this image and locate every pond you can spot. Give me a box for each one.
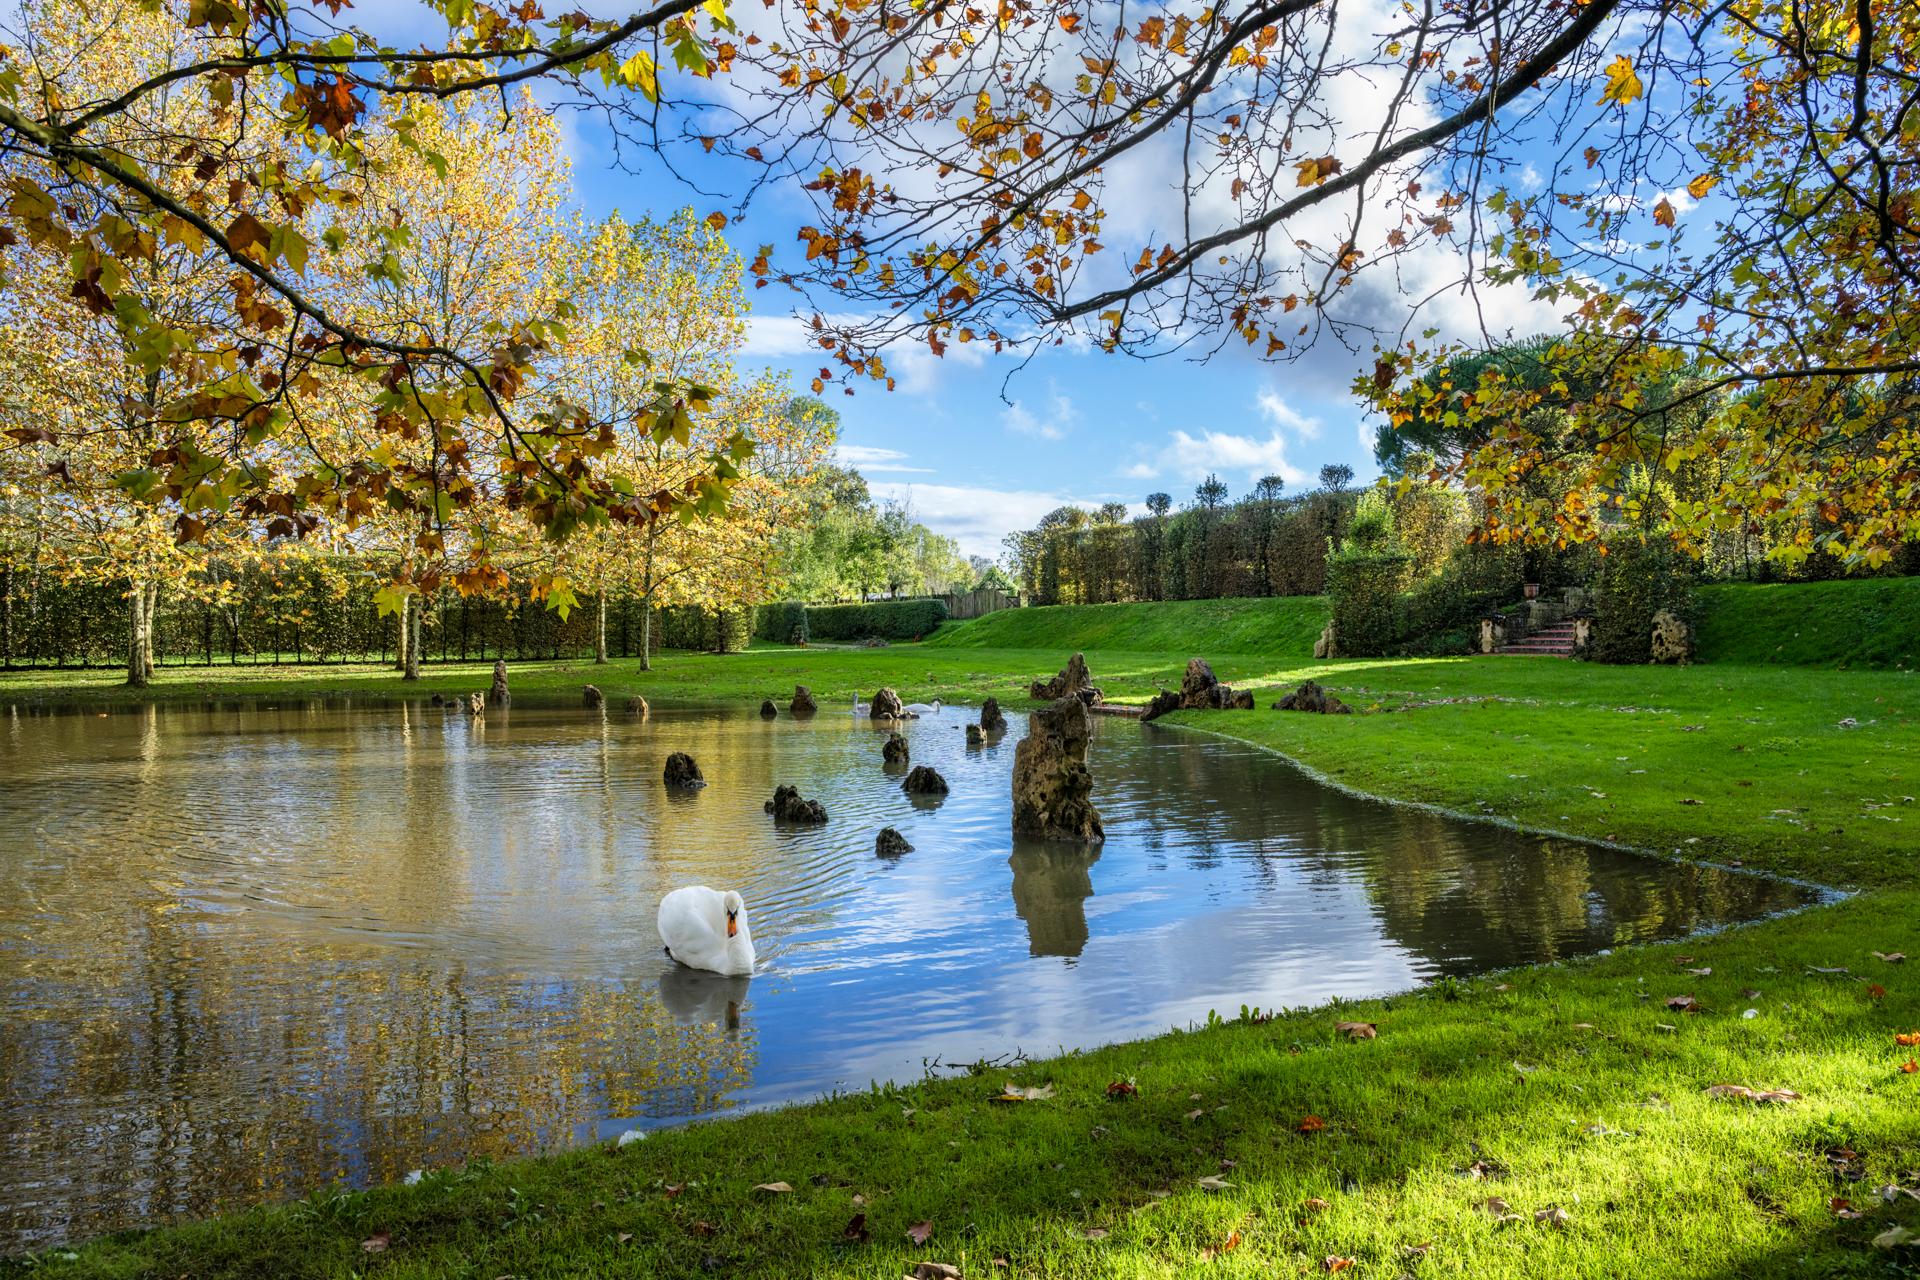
[0,700,1816,1250]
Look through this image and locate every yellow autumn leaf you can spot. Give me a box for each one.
[1598,55,1642,106]
[1686,173,1720,199]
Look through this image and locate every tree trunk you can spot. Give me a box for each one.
[638,591,654,672]
[595,590,608,664]
[126,581,149,688]
[394,593,410,673]
[403,597,421,680]
[143,581,159,678]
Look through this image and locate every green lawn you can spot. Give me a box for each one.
[5,624,1920,1278]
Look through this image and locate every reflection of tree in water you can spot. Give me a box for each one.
[1008,843,1101,958]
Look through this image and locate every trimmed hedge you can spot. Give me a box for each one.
[752,602,809,645]
[1324,550,1413,657]
[803,598,949,642]
[1590,538,1697,664]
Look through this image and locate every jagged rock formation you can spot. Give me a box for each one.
[902,765,949,795]
[759,698,778,719]
[1650,610,1692,665]
[1139,657,1255,720]
[487,660,511,706]
[583,684,605,709]
[765,784,828,823]
[465,692,485,717]
[882,732,910,767]
[869,687,905,720]
[965,724,985,747]
[626,695,649,717]
[1312,619,1337,660]
[663,752,705,788]
[1011,696,1104,842]
[1028,652,1101,706]
[876,827,913,857]
[980,696,1008,732]
[789,685,817,716]
[1273,680,1353,714]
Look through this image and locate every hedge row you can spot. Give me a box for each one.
[801,598,949,642]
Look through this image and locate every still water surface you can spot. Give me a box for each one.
[0,701,1813,1248]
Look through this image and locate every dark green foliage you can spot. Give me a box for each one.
[752,601,810,645]
[1590,538,1697,664]
[1694,578,1920,667]
[803,598,949,642]
[1324,550,1413,656]
[927,595,1326,657]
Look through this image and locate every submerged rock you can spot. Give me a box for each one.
[430,692,446,708]
[663,752,705,788]
[466,691,486,717]
[980,696,1008,733]
[765,784,828,823]
[869,687,905,720]
[965,724,985,747]
[1028,652,1101,706]
[583,684,605,709]
[759,698,779,719]
[1011,696,1104,843]
[1272,680,1352,714]
[902,765,949,795]
[789,685,817,717]
[1140,657,1254,720]
[882,732,910,767]
[626,694,650,717]
[487,659,510,706]
[875,827,913,857]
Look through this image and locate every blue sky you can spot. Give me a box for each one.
[561,134,1395,561]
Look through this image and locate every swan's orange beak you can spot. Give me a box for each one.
[726,911,738,938]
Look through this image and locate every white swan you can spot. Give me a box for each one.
[903,697,942,715]
[657,886,756,976]
[851,693,868,715]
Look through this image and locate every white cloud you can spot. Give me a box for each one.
[744,311,989,396]
[833,444,931,473]
[867,481,1105,558]
[1255,389,1321,439]
[1002,385,1079,440]
[1123,428,1309,490]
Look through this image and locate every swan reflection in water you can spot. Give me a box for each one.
[657,965,751,1030]
[1008,843,1102,958]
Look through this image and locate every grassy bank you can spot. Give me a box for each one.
[1695,578,1920,668]
[7,638,1920,1278]
[929,595,1327,657]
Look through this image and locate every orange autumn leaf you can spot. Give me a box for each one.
[1297,1114,1326,1133]
[1895,1031,1920,1046]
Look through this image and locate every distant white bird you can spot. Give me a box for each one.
[903,697,943,715]
[851,693,867,715]
[657,886,756,976]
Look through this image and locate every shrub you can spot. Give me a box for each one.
[804,598,949,642]
[1324,549,1413,656]
[1590,537,1697,663]
[754,601,809,645]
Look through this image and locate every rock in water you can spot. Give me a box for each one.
[583,684,605,709]
[902,765,949,795]
[1139,689,1182,722]
[789,685,818,717]
[759,698,778,719]
[875,827,913,857]
[466,692,486,717]
[965,724,985,747]
[1272,680,1353,714]
[663,752,705,788]
[487,659,510,706]
[1011,696,1104,842]
[869,687,905,720]
[980,696,1008,732]
[1028,652,1101,705]
[626,695,649,717]
[882,731,910,767]
[765,785,828,823]
[429,692,446,707]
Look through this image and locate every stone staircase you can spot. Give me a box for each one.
[1495,621,1579,657]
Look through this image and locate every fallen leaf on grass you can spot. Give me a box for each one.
[1482,1196,1516,1218]
[1705,1084,1800,1104]
[1302,1197,1331,1215]
[1402,1242,1433,1259]
[1655,1023,1679,1032]
[1830,1197,1866,1220]
[617,1231,633,1244]
[1197,1228,1240,1260]
[1105,1079,1138,1100]
[753,1181,794,1194]
[1298,1114,1327,1134]
[1324,1257,1355,1273]
[1686,967,1713,977]
[1081,1227,1109,1241]
[1901,1060,1917,1074]
[1741,988,1763,999]
[1874,1226,1917,1249]
[689,1220,717,1237]
[1897,1031,1920,1047]
[1666,995,1701,1012]
[1878,1184,1920,1204]
[1807,966,1850,975]
[1186,1108,1205,1122]
[843,1213,869,1242]
[361,1232,391,1254]
[1874,952,1907,963]
[906,1220,935,1246]
[910,1264,961,1280]
[993,1082,1055,1103]
[664,1183,685,1198]
[1197,1176,1234,1192]
[1535,1205,1570,1228]
[1678,797,1703,805]
[1335,1021,1377,1040]
[1869,984,1888,1000]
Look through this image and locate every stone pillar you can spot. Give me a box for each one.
[1011,696,1104,843]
